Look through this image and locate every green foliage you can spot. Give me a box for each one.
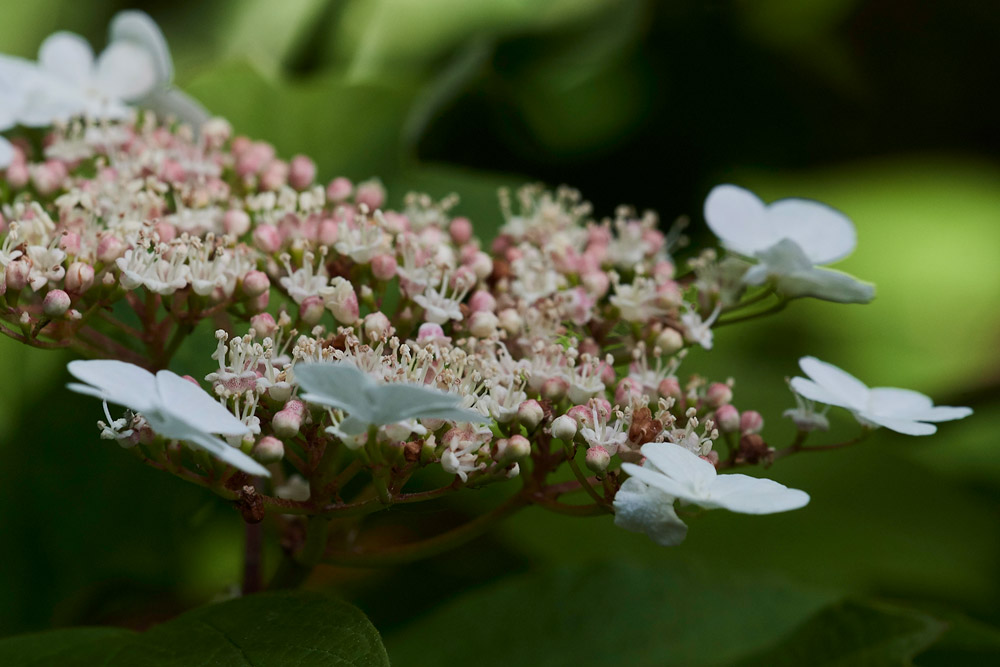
[0,592,388,667]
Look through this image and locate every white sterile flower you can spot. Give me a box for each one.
[66,359,270,477]
[294,361,489,436]
[613,477,688,546]
[619,441,808,531]
[704,184,874,303]
[789,356,972,436]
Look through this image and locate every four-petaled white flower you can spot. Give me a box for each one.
[614,442,809,546]
[704,184,874,303]
[294,362,489,436]
[67,359,270,477]
[789,356,972,436]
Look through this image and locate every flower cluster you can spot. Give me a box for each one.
[2,12,972,564]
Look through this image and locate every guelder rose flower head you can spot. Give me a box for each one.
[294,362,489,436]
[66,360,269,477]
[614,442,809,546]
[789,356,972,435]
[704,184,874,303]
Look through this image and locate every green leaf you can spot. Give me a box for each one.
[735,599,946,666]
[0,591,389,666]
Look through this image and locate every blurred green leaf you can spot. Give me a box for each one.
[735,599,946,666]
[914,609,1000,666]
[0,591,388,666]
[386,562,837,666]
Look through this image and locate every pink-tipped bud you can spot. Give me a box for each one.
[65,262,95,293]
[32,161,67,195]
[59,232,81,255]
[154,221,176,243]
[253,224,282,254]
[223,209,251,236]
[5,161,29,188]
[656,327,684,355]
[299,295,326,325]
[502,434,532,463]
[96,235,125,263]
[551,414,578,441]
[248,290,270,313]
[288,155,316,190]
[585,446,611,473]
[566,404,592,425]
[653,260,675,282]
[582,271,610,298]
[658,377,682,400]
[42,289,71,317]
[468,251,493,280]
[468,290,496,313]
[371,254,397,280]
[715,404,741,433]
[242,270,270,297]
[740,410,764,435]
[260,160,289,191]
[249,312,278,338]
[272,408,303,439]
[268,382,292,403]
[541,377,569,401]
[706,382,733,408]
[355,179,386,210]
[449,216,473,244]
[517,399,544,430]
[364,311,392,341]
[326,177,353,202]
[253,435,284,464]
[468,311,499,338]
[5,259,30,291]
[316,218,338,246]
[497,308,522,335]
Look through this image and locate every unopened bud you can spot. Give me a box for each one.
[468,311,499,338]
[715,404,741,433]
[739,434,770,464]
[371,254,397,280]
[363,311,392,341]
[249,312,277,338]
[288,155,316,190]
[253,435,284,464]
[705,382,733,408]
[585,446,611,473]
[5,259,30,291]
[655,327,684,355]
[272,407,303,438]
[242,270,270,297]
[355,179,386,210]
[65,262,95,293]
[517,399,544,430]
[299,295,326,325]
[497,308,522,335]
[552,414,578,441]
[268,381,292,404]
[541,377,569,401]
[326,177,353,202]
[449,217,473,244]
[740,410,764,435]
[42,289,71,317]
[499,434,531,464]
[96,235,125,263]
[252,224,281,253]
[223,209,251,236]
[657,377,682,400]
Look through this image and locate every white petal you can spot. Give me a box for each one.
[38,32,94,84]
[155,370,249,436]
[641,441,717,489]
[621,462,692,500]
[799,356,870,409]
[917,405,973,423]
[766,198,857,264]
[0,137,12,168]
[373,383,488,425]
[95,42,157,101]
[867,387,933,417]
[856,411,937,436]
[789,377,855,410]
[772,265,875,303]
[109,10,173,85]
[613,477,688,546]
[182,429,271,478]
[707,474,810,514]
[143,87,210,127]
[293,362,375,421]
[703,184,773,256]
[67,359,157,414]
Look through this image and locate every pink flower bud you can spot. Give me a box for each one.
[5,259,30,291]
[248,290,270,314]
[32,160,67,195]
[616,377,643,405]
[517,400,544,430]
[417,322,448,343]
[155,221,176,243]
[250,312,277,338]
[706,382,733,408]
[253,224,282,253]
[355,179,386,210]
[272,408,303,439]
[541,377,569,401]
[566,404,592,425]
[449,216,473,244]
[715,404,741,433]
[381,210,409,234]
[653,260,675,282]
[551,414,578,441]
[326,177,353,202]
[317,218,339,245]
[585,446,611,473]
[299,295,326,325]
[468,290,496,313]
[260,159,289,191]
[5,161,29,188]
[468,311,498,338]
[658,377,682,400]
[740,410,764,435]
[371,254,397,280]
[582,271,610,298]
[364,311,392,341]
[468,251,493,280]
[223,209,251,236]
[253,435,284,464]
[497,308,522,335]
[503,434,531,463]
[65,262,95,293]
[96,235,125,263]
[42,289,71,317]
[59,232,81,255]
[288,155,316,190]
[242,270,270,297]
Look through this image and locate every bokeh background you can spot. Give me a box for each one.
[1,0,999,663]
